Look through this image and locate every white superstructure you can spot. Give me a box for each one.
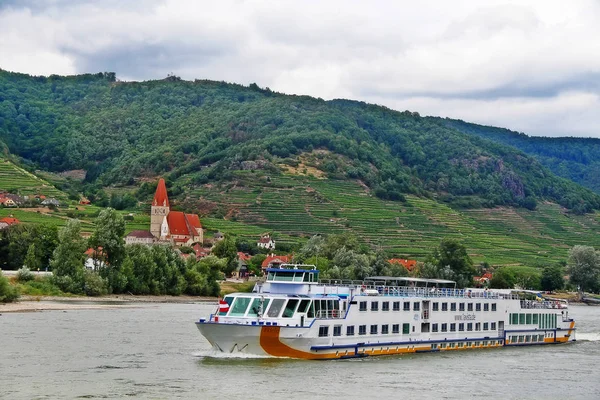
[196,265,575,359]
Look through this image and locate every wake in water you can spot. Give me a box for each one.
[576,332,600,341]
[192,350,274,359]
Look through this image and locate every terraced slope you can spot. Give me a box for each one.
[190,171,600,266]
[0,157,65,199]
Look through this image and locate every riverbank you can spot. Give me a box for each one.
[0,294,217,313]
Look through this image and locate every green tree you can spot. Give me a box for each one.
[489,267,516,289]
[24,243,41,271]
[540,265,564,292]
[212,236,238,276]
[567,245,600,293]
[89,208,125,266]
[428,238,476,288]
[50,219,87,293]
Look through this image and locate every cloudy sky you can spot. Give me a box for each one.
[1,0,599,137]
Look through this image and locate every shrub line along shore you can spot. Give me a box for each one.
[0,294,217,314]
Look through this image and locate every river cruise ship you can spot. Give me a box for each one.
[196,264,575,359]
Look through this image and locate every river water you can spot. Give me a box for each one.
[1,302,599,400]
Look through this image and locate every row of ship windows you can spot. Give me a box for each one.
[509,313,558,329]
[317,321,498,337]
[358,301,497,312]
[431,340,503,349]
[508,334,548,344]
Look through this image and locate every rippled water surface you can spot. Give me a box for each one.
[1,303,599,399]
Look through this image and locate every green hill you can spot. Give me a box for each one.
[1,69,600,266]
[0,155,65,199]
[436,118,600,197]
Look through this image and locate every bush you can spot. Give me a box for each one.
[16,267,35,283]
[0,271,20,303]
[18,277,63,296]
[83,271,108,296]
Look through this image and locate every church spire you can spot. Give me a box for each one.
[153,178,170,208]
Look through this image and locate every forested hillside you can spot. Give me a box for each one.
[1,69,599,214]
[438,118,600,197]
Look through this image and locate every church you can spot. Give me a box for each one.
[150,178,203,246]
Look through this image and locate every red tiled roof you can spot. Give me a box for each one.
[388,258,417,271]
[0,217,19,225]
[126,230,155,239]
[167,211,189,235]
[153,178,170,208]
[261,254,291,268]
[238,252,252,261]
[258,236,273,243]
[85,247,103,256]
[185,213,202,229]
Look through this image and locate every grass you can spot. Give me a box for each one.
[220,281,256,296]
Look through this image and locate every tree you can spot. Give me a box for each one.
[540,265,564,292]
[567,245,600,293]
[24,243,41,271]
[489,267,516,289]
[427,238,476,288]
[212,236,237,276]
[89,208,125,266]
[0,271,19,303]
[50,219,87,293]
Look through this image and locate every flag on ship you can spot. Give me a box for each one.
[219,299,230,313]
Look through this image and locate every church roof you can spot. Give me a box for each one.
[185,213,202,229]
[126,230,155,239]
[167,211,189,235]
[153,178,170,208]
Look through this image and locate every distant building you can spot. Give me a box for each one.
[257,234,275,250]
[213,231,224,241]
[261,254,291,272]
[41,198,60,207]
[0,217,20,230]
[388,258,418,272]
[84,247,105,270]
[233,252,252,279]
[79,197,91,205]
[150,178,203,247]
[193,243,212,259]
[125,230,155,245]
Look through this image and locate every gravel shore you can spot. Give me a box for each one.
[0,294,216,313]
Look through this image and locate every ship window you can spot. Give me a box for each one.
[382,302,390,311]
[413,302,420,311]
[333,325,342,337]
[538,334,544,342]
[307,301,315,318]
[467,323,473,331]
[282,299,299,318]
[432,324,439,332]
[382,325,389,334]
[525,335,531,343]
[484,303,489,312]
[359,325,367,335]
[459,303,465,311]
[431,344,438,350]
[347,326,355,336]
[359,301,368,311]
[298,299,311,314]
[318,326,329,337]
[441,323,448,332]
[392,324,400,334]
[450,323,456,332]
[532,314,539,325]
[526,314,532,324]
[467,303,473,312]
[371,302,379,311]
[314,300,322,316]
[403,302,410,311]
[475,323,481,331]
[393,301,400,311]
[476,303,481,312]
[451,303,457,311]
[519,314,526,324]
[459,323,464,332]
[247,297,270,317]
[402,323,410,334]
[229,297,252,316]
[267,299,286,318]
[432,302,439,311]
[511,313,519,325]
[442,303,448,312]
[491,303,497,311]
[483,322,489,331]
[370,325,378,335]
[458,343,463,348]
[491,322,496,330]
[518,335,524,343]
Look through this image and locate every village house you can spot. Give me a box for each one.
[0,216,20,230]
[193,243,212,259]
[41,198,60,207]
[124,230,155,245]
[233,252,252,279]
[84,247,105,270]
[150,178,203,247]
[257,234,275,250]
[261,254,291,273]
